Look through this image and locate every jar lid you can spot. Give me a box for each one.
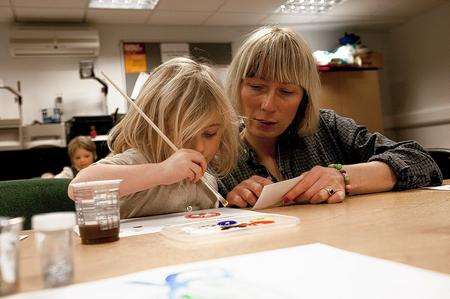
[0,217,23,231]
[32,212,76,231]
[71,179,122,189]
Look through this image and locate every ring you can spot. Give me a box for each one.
[323,187,335,196]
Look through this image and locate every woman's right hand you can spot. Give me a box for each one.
[158,149,207,185]
[226,175,273,207]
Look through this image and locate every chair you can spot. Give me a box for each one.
[0,178,75,229]
[426,148,450,180]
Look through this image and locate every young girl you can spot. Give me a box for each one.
[69,57,239,219]
[42,136,97,179]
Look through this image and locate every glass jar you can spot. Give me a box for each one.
[0,217,23,296]
[32,212,76,288]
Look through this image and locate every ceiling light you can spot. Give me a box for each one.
[276,0,344,14]
[89,0,159,10]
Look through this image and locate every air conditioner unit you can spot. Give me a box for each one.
[9,26,100,57]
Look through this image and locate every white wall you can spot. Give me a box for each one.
[386,2,450,148]
[0,22,391,127]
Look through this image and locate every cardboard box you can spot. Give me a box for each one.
[357,52,383,68]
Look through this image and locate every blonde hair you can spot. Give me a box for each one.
[109,57,239,176]
[226,26,320,136]
[68,136,97,160]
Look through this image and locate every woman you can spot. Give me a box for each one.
[219,26,442,207]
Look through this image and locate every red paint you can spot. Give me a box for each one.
[185,212,221,219]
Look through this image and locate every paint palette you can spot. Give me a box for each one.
[161,213,300,242]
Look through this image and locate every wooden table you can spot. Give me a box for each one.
[18,181,450,293]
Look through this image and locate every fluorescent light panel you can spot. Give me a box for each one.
[89,0,159,10]
[277,0,345,14]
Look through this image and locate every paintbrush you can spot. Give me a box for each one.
[101,71,229,208]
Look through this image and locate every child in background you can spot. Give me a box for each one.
[69,57,239,219]
[42,136,97,179]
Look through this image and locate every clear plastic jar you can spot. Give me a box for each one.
[32,212,76,288]
[0,217,23,296]
[71,180,121,244]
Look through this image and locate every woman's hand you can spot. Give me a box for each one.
[226,175,273,207]
[159,149,207,185]
[282,166,346,204]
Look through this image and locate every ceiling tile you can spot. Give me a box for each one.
[0,0,10,7]
[387,0,446,17]
[219,0,284,13]
[15,7,85,22]
[326,0,396,16]
[264,13,318,24]
[147,10,211,25]
[0,7,13,21]
[12,0,88,9]
[204,12,267,26]
[155,0,225,12]
[87,9,151,24]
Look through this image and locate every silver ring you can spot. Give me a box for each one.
[323,187,335,196]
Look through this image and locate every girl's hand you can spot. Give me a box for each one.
[159,149,207,185]
[226,175,273,207]
[282,166,346,204]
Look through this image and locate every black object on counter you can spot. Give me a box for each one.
[66,115,114,142]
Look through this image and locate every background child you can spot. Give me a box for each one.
[69,57,239,219]
[42,136,97,179]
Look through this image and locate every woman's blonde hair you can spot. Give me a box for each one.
[226,26,320,136]
[68,136,97,161]
[108,57,239,176]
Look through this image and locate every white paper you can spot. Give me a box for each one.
[74,208,266,238]
[423,185,450,191]
[252,176,303,210]
[130,72,150,100]
[10,243,450,299]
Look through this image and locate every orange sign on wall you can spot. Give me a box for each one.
[124,43,147,73]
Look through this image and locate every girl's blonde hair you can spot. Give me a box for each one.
[226,26,320,136]
[109,57,239,176]
[68,136,97,161]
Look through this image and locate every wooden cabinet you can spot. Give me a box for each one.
[319,70,384,133]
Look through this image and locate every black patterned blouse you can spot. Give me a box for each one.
[218,109,442,196]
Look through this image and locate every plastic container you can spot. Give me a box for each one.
[0,217,23,296]
[161,213,300,243]
[32,212,76,288]
[71,180,122,245]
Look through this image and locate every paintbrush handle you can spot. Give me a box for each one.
[101,71,178,152]
[201,176,229,207]
[101,71,228,207]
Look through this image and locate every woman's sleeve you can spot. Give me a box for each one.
[322,110,443,190]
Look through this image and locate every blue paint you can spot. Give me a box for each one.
[217,220,237,226]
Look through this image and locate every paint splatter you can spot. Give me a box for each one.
[185,212,221,219]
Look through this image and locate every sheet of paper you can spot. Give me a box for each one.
[74,208,266,238]
[423,185,450,191]
[11,243,450,299]
[252,176,303,210]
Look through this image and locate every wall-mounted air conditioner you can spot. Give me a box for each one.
[9,26,100,57]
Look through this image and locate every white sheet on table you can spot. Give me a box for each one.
[10,243,450,299]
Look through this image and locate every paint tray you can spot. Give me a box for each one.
[160,213,300,242]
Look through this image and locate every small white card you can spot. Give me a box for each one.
[252,176,303,210]
[423,185,450,191]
